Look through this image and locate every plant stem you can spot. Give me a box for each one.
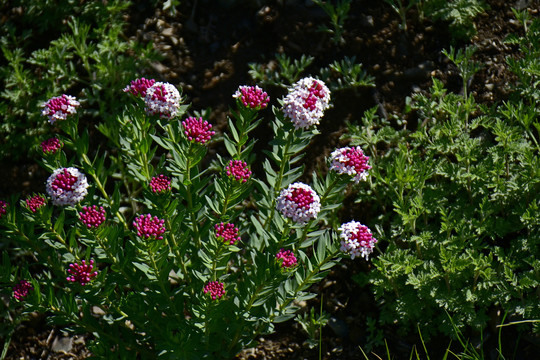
[298,175,342,245]
[81,153,128,229]
[164,217,189,281]
[184,145,201,246]
[263,129,295,230]
[147,245,184,324]
[272,248,340,322]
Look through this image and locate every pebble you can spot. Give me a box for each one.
[162,27,174,37]
[51,336,73,353]
[359,14,374,28]
[92,306,106,316]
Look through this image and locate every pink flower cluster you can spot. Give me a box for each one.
[150,174,172,194]
[67,259,98,285]
[41,137,63,155]
[0,200,8,219]
[215,222,241,245]
[79,205,106,229]
[276,248,298,269]
[144,82,181,119]
[13,280,33,300]
[338,221,377,260]
[26,194,47,213]
[276,182,321,224]
[329,146,371,183]
[282,77,330,129]
[42,94,80,124]
[46,167,88,206]
[133,214,166,240]
[123,77,156,97]
[233,85,270,110]
[226,160,252,183]
[204,281,225,300]
[182,117,215,144]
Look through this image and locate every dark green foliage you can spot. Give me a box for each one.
[422,0,487,40]
[249,54,374,91]
[348,19,540,338]
[0,0,157,160]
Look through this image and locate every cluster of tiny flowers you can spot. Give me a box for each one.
[133,214,166,240]
[329,146,372,183]
[46,167,88,206]
[275,248,298,269]
[150,174,172,194]
[26,194,47,213]
[144,82,181,119]
[233,85,270,110]
[282,77,330,129]
[226,160,252,183]
[0,200,8,219]
[338,221,377,260]
[204,281,226,300]
[40,137,63,155]
[42,94,80,124]
[123,77,156,97]
[214,222,241,245]
[79,205,106,229]
[67,259,98,285]
[182,117,215,144]
[13,280,33,300]
[276,182,321,224]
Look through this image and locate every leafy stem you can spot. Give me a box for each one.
[81,153,129,229]
[272,248,340,321]
[264,128,295,230]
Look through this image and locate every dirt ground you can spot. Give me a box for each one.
[4,0,540,358]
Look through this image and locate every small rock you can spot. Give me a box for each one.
[359,14,374,28]
[485,83,494,91]
[156,19,166,31]
[162,27,174,37]
[515,0,530,10]
[92,306,106,316]
[51,336,73,353]
[150,62,169,75]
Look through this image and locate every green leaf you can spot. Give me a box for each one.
[54,210,65,234]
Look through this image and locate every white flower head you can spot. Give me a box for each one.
[338,221,377,260]
[46,167,88,206]
[282,77,330,129]
[329,146,371,183]
[42,95,80,124]
[144,82,181,119]
[276,182,321,224]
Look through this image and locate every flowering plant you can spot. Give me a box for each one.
[0,80,377,358]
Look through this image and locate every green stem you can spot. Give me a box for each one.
[184,151,201,247]
[298,175,342,246]
[81,153,128,229]
[527,128,540,152]
[227,282,265,353]
[210,244,225,281]
[271,248,340,322]
[95,232,142,291]
[220,183,233,218]
[276,220,292,250]
[147,246,184,324]
[164,217,189,281]
[263,129,295,230]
